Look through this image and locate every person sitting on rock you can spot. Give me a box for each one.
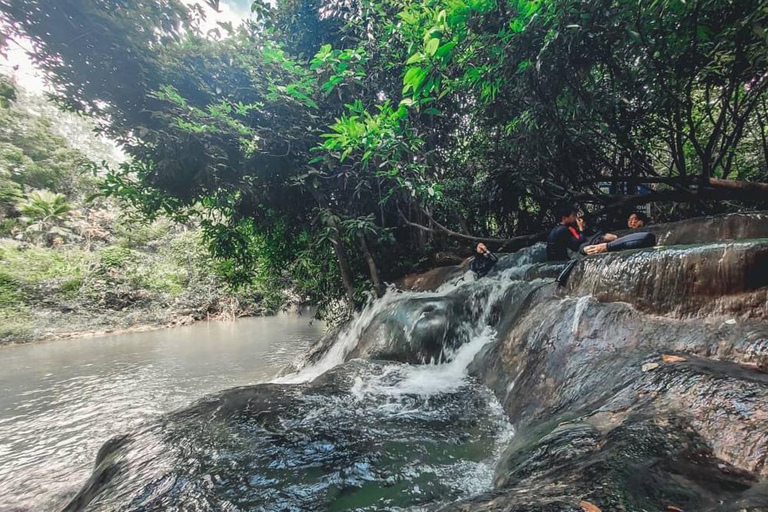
[469,242,498,277]
[628,211,650,230]
[546,204,617,261]
[582,212,656,255]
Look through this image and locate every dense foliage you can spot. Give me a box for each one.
[0,80,281,342]
[3,0,767,316]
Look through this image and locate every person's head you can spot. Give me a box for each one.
[476,242,488,254]
[555,203,579,226]
[628,211,649,229]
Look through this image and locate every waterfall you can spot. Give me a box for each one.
[61,214,768,512]
[61,244,558,512]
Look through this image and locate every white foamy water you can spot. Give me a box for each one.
[349,326,497,398]
[276,289,408,383]
[278,265,528,386]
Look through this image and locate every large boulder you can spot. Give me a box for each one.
[348,294,476,363]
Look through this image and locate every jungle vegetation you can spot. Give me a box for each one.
[2,0,767,316]
[0,81,275,342]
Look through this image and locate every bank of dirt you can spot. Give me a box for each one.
[0,232,282,346]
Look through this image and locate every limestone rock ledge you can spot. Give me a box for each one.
[443,212,768,511]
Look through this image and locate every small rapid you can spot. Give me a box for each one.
[61,247,554,512]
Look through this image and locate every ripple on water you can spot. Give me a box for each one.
[0,316,325,511]
[63,360,513,512]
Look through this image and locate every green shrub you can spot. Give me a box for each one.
[0,242,88,283]
[0,217,20,236]
[0,272,20,306]
[114,217,174,248]
[98,246,135,269]
[129,256,186,296]
[59,277,83,296]
[0,271,32,343]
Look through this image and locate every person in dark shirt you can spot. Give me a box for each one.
[469,242,498,277]
[546,204,617,261]
[583,211,655,255]
[628,211,649,230]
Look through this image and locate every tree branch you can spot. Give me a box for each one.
[398,207,544,249]
[708,178,768,194]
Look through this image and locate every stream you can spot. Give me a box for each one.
[0,314,325,511]
[4,218,766,512]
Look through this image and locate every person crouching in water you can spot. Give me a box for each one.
[470,242,498,277]
[546,204,617,261]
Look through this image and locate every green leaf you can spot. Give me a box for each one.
[403,66,426,93]
[404,66,423,84]
[435,41,456,59]
[406,53,425,65]
[426,38,440,57]
[412,69,428,92]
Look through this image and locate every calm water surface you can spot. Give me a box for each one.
[0,314,324,511]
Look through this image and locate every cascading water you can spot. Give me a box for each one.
[62,247,552,512]
[55,214,768,511]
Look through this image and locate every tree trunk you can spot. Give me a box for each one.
[357,232,384,297]
[310,188,358,309]
[707,178,768,194]
[329,225,358,309]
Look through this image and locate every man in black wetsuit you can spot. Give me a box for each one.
[469,243,498,277]
[546,204,617,261]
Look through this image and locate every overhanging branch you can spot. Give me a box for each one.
[398,207,544,249]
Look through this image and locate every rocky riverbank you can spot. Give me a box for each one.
[60,212,768,511]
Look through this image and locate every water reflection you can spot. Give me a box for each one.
[0,315,324,511]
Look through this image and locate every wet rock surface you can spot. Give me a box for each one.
[463,296,768,510]
[64,361,511,512]
[66,212,768,511]
[347,295,477,363]
[564,241,768,318]
[648,211,768,246]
